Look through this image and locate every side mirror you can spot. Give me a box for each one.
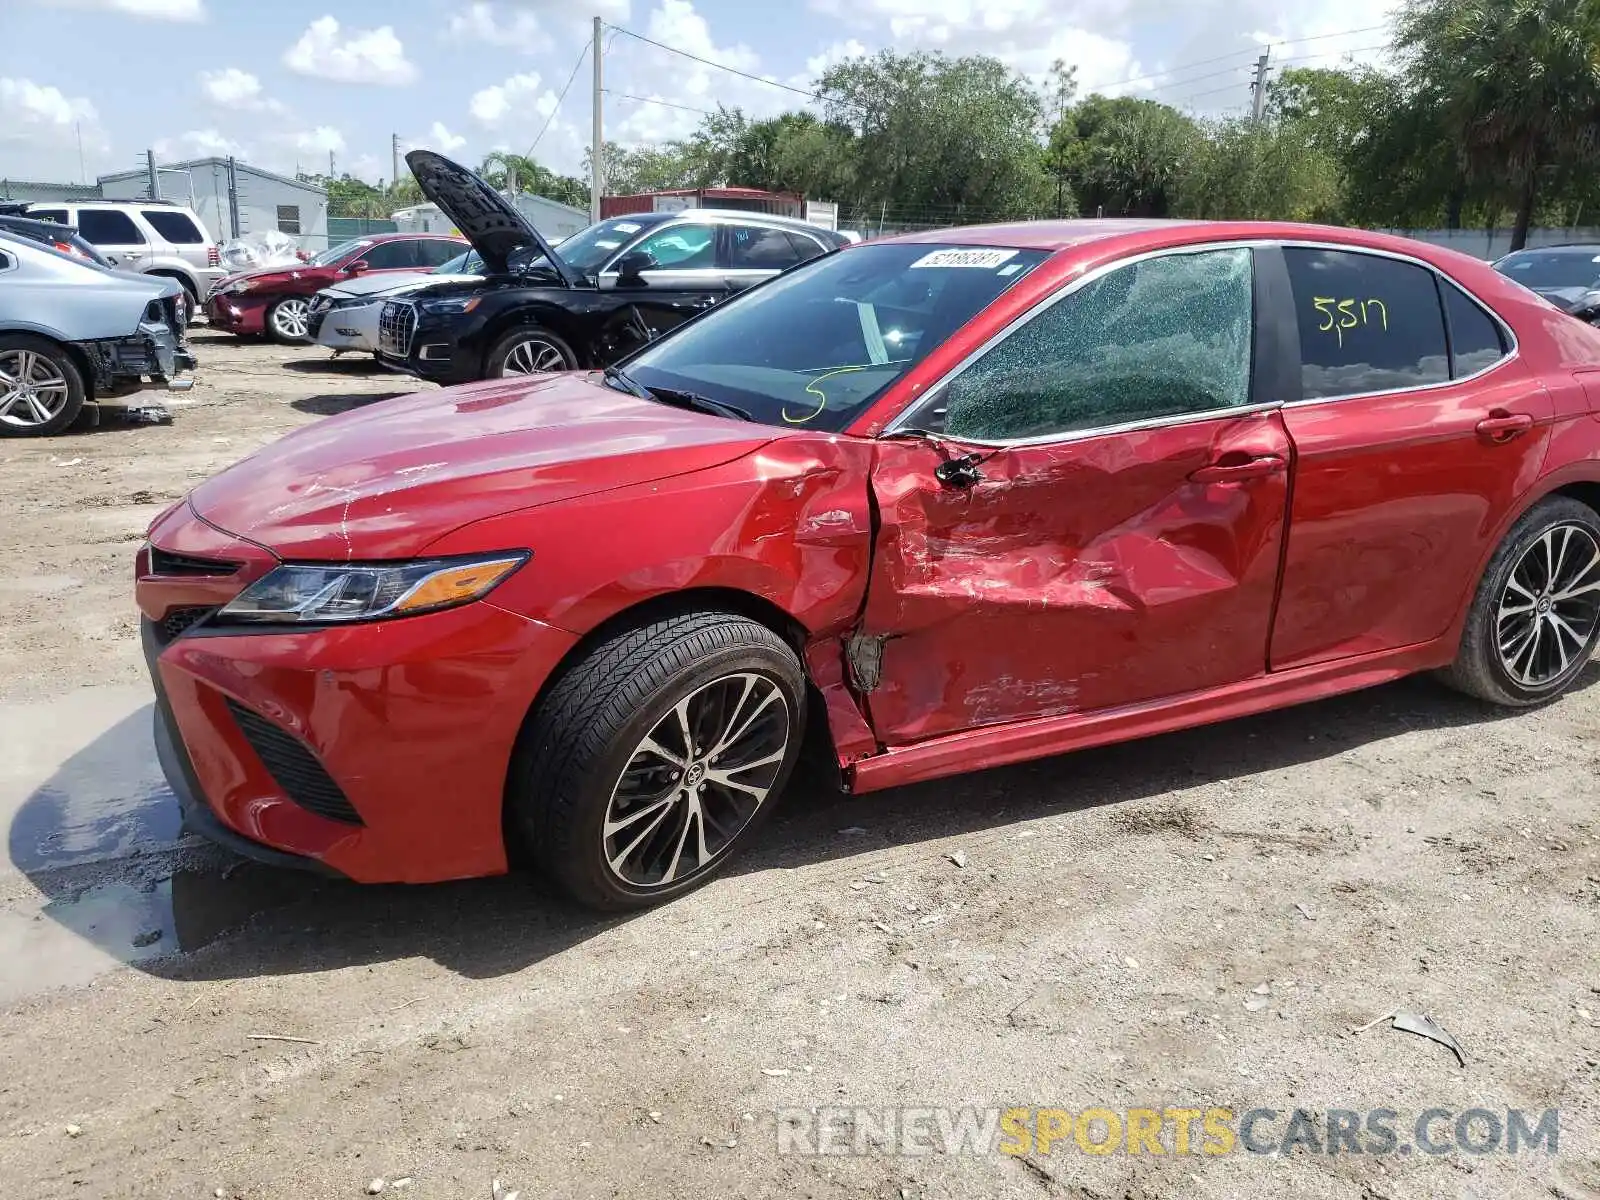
[344,259,370,275]
[616,250,656,282]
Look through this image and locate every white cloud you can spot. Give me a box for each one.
[197,67,286,114]
[283,16,418,86]
[289,126,347,157]
[424,121,468,153]
[152,128,249,160]
[44,0,204,19]
[470,71,558,126]
[0,78,98,142]
[447,3,551,54]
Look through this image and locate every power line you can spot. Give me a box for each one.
[1110,23,1390,92]
[525,38,590,158]
[608,91,717,116]
[1177,44,1390,106]
[605,21,828,104]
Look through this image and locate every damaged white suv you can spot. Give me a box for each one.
[0,231,194,436]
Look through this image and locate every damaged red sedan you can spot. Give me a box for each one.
[139,217,1600,909]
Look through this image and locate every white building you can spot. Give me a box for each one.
[98,158,328,249]
[392,192,590,242]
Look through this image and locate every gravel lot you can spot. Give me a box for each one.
[1,332,1597,1199]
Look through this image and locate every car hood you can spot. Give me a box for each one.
[405,148,578,285]
[218,263,331,291]
[189,372,776,559]
[392,273,574,306]
[1530,285,1594,313]
[326,272,484,301]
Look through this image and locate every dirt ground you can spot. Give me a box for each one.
[1,332,1598,1199]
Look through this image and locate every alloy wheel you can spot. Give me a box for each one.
[502,337,568,375]
[271,298,310,340]
[0,349,71,429]
[602,672,791,889]
[1496,523,1600,688]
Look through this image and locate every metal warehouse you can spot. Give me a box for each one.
[97,157,329,249]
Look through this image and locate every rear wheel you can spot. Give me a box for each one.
[1440,496,1600,705]
[266,296,311,343]
[485,327,576,378]
[511,611,806,910]
[0,335,86,437]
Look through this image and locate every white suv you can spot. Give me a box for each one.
[24,201,224,316]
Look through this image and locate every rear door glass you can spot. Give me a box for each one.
[141,209,206,244]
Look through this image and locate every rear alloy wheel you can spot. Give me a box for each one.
[1441,497,1600,705]
[487,327,576,378]
[266,296,311,343]
[512,611,806,910]
[0,335,85,437]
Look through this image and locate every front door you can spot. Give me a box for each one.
[1265,245,1554,669]
[596,220,728,362]
[859,245,1293,744]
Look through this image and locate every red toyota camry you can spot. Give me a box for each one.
[139,217,1600,909]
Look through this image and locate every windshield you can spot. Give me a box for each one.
[554,217,659,275]
[434,249,484,274]
[1495,250,1600,291]
[309,239,370,267]
[623,242,1049,431]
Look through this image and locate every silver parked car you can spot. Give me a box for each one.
[0,232,194,436]
[20,201,223,318]
[308,248,485,355]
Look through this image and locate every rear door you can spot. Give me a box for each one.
[140,207,210,274]
[859,244,1294,743]
[72,207,150,271]
[1266,244,1550,669]
[719,222,806,292]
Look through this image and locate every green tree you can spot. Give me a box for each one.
[1396,0,1600,249]
[478,152,589,209]
[1175,119,1343,221]
[1054,95,1196,217]
[817,50,1049,219]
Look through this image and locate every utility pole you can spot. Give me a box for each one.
[1250,52,1271,123]
[225,156,241,238]
[329,149,336,177]
[146,149,160,201]
[392,134,402,197]
[590,15,604,224]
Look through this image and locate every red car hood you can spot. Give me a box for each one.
[189,373,776,559]
[216,263,332,291]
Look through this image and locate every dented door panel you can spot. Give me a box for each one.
[859,409,1293,744]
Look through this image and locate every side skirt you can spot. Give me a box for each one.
[846,640,1453,795]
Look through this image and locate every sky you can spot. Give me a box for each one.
[0,0,1397,191]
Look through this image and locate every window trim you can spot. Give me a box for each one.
[883,238,1521,447]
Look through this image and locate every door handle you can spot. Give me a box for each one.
[1475,411,1534,441]
[1189,454,1286,484]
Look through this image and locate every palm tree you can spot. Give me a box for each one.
[1397,0,1600,250]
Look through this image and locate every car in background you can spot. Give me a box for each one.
[138,217,1600,908]
[1492,244,1600,322]
[21,200,223,317]
[0,211,113,267]
[376,149,848,383]
[206,233,468,344]
[309,248,485,356]
[0,232,193,436]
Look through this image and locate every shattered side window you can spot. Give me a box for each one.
[943,248,1254,441]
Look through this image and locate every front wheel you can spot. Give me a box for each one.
[265,296,311,343]
[485,327,577,378]
[1440,496,1600,705]
[511,611,807,910]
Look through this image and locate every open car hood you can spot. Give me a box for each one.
[405,149,578,285]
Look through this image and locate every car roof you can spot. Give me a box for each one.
[1497,244,1600,256]
[627,209,844,239]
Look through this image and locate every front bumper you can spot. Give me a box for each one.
[205,293,269,335]
[309,300,377,352]
[137,502,579,883]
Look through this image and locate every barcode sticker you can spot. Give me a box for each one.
[909,248,1018,270]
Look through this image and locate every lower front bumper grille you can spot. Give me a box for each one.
[227,700,364,826]
[159,605,215,642]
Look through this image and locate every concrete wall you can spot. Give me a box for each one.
[1381,228,1600,262]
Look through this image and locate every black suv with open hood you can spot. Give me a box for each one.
[376,150,848,384]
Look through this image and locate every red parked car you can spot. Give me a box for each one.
[205,233,467,343]
[140,219,1600,909]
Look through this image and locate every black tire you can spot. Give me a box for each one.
[485,326,577,378]
[1439,496,1600,706]
[511,611,807,910]
[0,334,86,437]
[264,296,312,344]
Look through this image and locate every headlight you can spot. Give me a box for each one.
[221,279,255,296]
[420,296,481,315]
[218,553,527,624]
[1578,289,1600,310]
